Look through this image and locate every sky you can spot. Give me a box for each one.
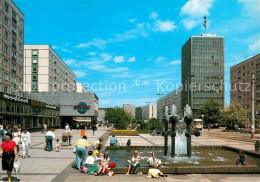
[14,0,260,108]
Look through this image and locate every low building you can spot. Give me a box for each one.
[123,104,135,118]
[135,107,142,120]
[157,88,182,119]
[142,104,157,121]
[0,91,60,129]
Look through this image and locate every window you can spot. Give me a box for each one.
[32,50,38,56]
[4,72,8,81]
[4,59,8,67]
[19,78,23,85]
[11,76,16,84]
[32,84,37,90]
[19,55,23,63]
[32,75,37,81]
[12,11,16,19]
[12,37,16,45]
[4,17,8,26]
[19,18,23,27]
[4,31,8,39]
[32,59,37,64]
[4,86,8,93]
[19,31,22,39]
[19,43,22,51]
[19,67,22,74]
[12,24,17,33]
[11,50,16,58]
[4,3,9,13]
[32,67,37,72]
[11,63,16,70]
[4,44,8,53]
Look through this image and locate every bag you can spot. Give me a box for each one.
[109,163,116,169]
[108,171,115,176]
[13,160,20,174]
[80,166,88,173]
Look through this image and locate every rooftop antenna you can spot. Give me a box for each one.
[203,16,207,34]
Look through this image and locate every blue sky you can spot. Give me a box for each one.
[15,0,260,108]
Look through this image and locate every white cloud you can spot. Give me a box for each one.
[83,60,128,73]
[129,19,136,23]
[155,56,165,63]
[249,37,260,53]
[88,52,97,56]
[73,70,87,78]
[114,56,125,63]
[150,12,158,20]
[180,0,215,30]
[52,46,60,49]
[100,53,112,61]
[65,59,76,65]
[153,20,177,32]
[128,57,136,62]
[111,72,132,78]
[239,0,260,20]
[76,39,107,49]
[168,60,181,65]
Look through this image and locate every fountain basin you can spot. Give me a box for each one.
[105,146,260,174]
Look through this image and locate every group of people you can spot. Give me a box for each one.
[110,135,131,147]
[0,125,31,182]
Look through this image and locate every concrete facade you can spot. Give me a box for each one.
[230,54,260,111]
[157,88,182,119]
[77,83,88,93]
[0,0,24,96]
[23,45,76,93]
[181,34,224,112]
[123,104,135,118]
[97,108,106,123]
[141,104,157,121]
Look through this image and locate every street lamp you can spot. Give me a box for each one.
[251,73,255,139]
[201,114,204,136]
[156,93,164,96]
[185,75,195,106]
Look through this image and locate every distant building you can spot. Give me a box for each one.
[181,34,224,112]
[135,107,142,120]
[97,108,106,123]
[141,104,157,121]
[157,88,182,119]
[77,83,88,93]
[123,104,135,118]
[230,54,260,111]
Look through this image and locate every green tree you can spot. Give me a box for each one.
[197,100,222,125]
[221,102,250,129]
[104,107,133,129]
[148,118,163,130]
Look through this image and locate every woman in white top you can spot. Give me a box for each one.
[97,151,110,175]
[21,128,31,159]
[147,152,162,168]
[12,126,21,156]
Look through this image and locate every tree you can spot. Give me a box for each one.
[221,102,250,129]
[148,118,163,130]
[197,100,222,125]
[104,107,133,129]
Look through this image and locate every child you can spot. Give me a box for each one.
[55,139,60,152]
[44,140,47,151]
[93,144,103,161]
[97,151,110,176]
[85,151,95,166]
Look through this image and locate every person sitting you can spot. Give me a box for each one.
[147,152,162,168]
[126,150,142,175]
[110,135,118,146]
[93,137,103,150]
[236,150,248,166]
[126,139,131,146]
[85,151,95,166]
[97,151,110,176]
[93,144,103,161]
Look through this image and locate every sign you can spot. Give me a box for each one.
[46,104,57,110]
[2,94,29,104]
[73,102,90,114]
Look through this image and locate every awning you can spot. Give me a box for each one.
[73,119,91,122]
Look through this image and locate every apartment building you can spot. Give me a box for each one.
[123,104,135,118]
[141,104,157,121]
[77,83,88,93]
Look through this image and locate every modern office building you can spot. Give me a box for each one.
[135,107,142,120]
[123,104,135,118]
[23,45,77,93]
[0,0,24,96]
[181,34,224,112]
[230,54,260,111]
[141,104,157,121]
[77,83,88,93]
[157,88,182,119]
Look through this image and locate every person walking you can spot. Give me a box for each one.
[0,133,18,182]
[68,128,73,146]
[75,136,89,169]
[92,124,97,136]
[65,123,70,133]
[12,126,21,156]
[76,123,79,131]
[21,129,31,159]
[45,129,55,152]
[0,125,11,142]
[43,123,47,133]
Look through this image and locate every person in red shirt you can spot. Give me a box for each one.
[0,133,18,182]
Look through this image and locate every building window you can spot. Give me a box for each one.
[4,44,8,53]
[32,50,38,56]
[4,86,8,93]
[4,72,8,81]
[12,24,17,33]
[32,59,37,64]
[19,78,23,85]
[11,50,16,58]
[4,31,8,39]
[19,18,23,27]
[32,75,37,81]
[12,11,17,19]
[4,3,9,13]
[4,59,8,67]
[11,76,16,84]
[12,37,16,45]
[11,63,16,71]
[19,55,23,63]
[19,43,22,51]
[32,84,37,90]
[32,67,37,72]
[19,31,22,39]
[19,67,22,74]
[4,17,8,26]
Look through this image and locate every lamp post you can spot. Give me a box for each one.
[251,73,255,139]
[185,75,195,106]
[201,114,204,136]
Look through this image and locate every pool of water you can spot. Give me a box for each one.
[106,147,260,167]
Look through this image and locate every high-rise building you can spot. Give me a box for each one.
[230,54,260,111]
[135,107,142,120]
[23,45,77,93]
[0,0,24,96]
[181,34,224,112]
[123,104,135,118]
[157,88,182,119]
[77,83,88,93]
[141,104,157,121]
